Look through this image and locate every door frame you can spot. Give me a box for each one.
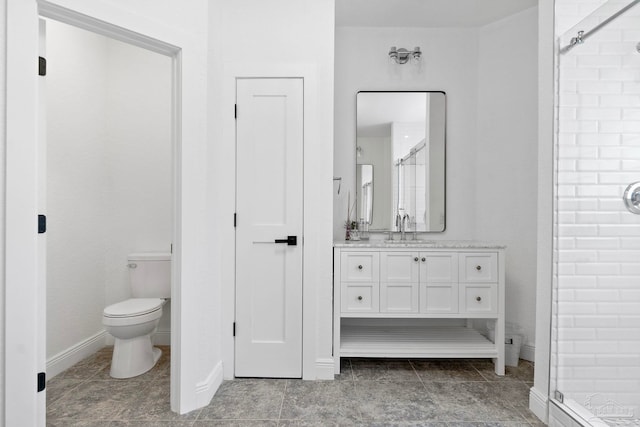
[220,63,333,381]
[5,0,202,421]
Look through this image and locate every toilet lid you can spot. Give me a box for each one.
[103,298,163,317]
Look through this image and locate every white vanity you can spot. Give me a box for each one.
[333,241,506,375]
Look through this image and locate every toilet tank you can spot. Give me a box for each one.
[128,252,171,298]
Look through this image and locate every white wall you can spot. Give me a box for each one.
[335,11,539,354]
[208,0,335,380]
[46,21,110,359]
[334,26,480,241]
[46,20,172,361]
[476,7,539,354]
[0,0,6,421]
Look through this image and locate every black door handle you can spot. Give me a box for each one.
[274,236,297,246]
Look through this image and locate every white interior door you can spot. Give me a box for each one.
[235,78,303,378]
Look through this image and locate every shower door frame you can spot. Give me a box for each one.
[529,0,556,422]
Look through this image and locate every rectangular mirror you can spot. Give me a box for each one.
[356,91,446,232]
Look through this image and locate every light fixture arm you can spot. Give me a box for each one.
[389,46,421,64]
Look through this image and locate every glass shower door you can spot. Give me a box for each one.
[553,0,640,425]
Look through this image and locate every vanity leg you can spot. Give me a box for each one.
[493,318,505,375]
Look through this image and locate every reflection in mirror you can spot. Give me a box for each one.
[356,91,446,233]
[356,164,373,225]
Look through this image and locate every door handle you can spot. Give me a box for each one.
[274,236,297,246]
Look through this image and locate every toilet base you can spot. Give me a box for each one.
[109,334,162,379]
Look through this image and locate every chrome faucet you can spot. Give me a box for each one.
[401,214,410,240]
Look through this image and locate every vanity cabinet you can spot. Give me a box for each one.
[334,243,506,375]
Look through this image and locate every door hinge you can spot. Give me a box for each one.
[234,213,237,228]
[38,215,46,234]
[233,322,236,337]
[234,104,237,119]
[554,390,564,403]
[38,56,46,76]
[37,372,46,392]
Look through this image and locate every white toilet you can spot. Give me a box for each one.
[103,252,171,378]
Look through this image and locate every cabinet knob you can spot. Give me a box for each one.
[414,257,419,262]
[421,257,426,262]
[357,296,363,301]
[476,265,482,271]
[358,264,363,270]
[476,296,482,302]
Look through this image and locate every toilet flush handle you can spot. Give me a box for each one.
[127,263,137,269]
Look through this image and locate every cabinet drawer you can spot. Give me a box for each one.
[420,283,459,313]
[341,252,379,282]
[341,283,379,313]
[421,253,458,282]
[459,283,497,314]
[459,253,497,282]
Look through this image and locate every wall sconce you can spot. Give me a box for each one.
[388,46,421,64]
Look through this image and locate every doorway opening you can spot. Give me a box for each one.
[41,15,177,419]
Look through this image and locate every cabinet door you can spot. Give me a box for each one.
[419,253,458,313]
[379,252,419,313]
[380,252,419,282]
[420,283,458,313]
[380,282,419,313]
[341,283,379,313]
[420,252,458,282]
[459,283,497,314]
[459,253,497,283]
[341,252,379,282]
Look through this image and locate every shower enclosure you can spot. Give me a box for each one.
[393,142,428,231]
[553,0,640,425]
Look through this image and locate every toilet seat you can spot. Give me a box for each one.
[103,298,164,327]
[104,298,164,318]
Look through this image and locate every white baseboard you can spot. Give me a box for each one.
[529,386,549,424]
[315,358,335,380]
[520,343,535,362]
[196,361,223,408]
[47,330,108,379]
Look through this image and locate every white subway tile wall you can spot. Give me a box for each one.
[555,0,640,417]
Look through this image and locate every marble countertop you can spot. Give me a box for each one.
[334,240,506,249]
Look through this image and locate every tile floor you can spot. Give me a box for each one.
[47,346,545,426]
